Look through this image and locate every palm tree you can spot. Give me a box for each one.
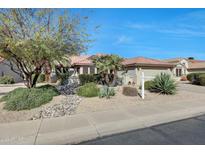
[92,54,123,86]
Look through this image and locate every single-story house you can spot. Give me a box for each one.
[164,58,205,78]
[70,54,205,86]
[69,54,175,86]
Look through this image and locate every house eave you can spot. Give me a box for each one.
[188,68,205,71]
[124,63,174,68]
[72,63,94,66]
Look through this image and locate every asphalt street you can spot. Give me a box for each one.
[79,115,205,145]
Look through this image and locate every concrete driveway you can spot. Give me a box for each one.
[177,81,205,94]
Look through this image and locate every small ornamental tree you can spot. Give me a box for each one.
[92,54,123,86]
[0,9,89,88]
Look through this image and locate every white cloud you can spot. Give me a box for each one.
[127,23,155,29]
[116,35,133,44]
[157,28,205,37]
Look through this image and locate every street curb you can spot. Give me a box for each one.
[76,107,205,144]
[1,105,205,144]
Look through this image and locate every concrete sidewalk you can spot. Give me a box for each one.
[1,98,205,144]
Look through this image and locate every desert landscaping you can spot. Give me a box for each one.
[0,81,205,124]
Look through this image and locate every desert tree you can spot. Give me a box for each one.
[0,9,90,88]
[92,54,123,86]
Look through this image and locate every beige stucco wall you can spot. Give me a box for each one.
[118,66,137,85]
[0,61,23,82]
[168,59,188,77]
[120,66,173,87]
[172,65,187,76]
[187,69,205,74]
[137,67,172,86]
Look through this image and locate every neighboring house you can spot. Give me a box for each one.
[164,58,205,79]
[70,55,96,75]
[188,60,205,73]
[121,57,174,86]
[70,54,103,76]
[0,57,23,82]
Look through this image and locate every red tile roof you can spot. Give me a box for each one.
[70,53,108,66]
[70,55,174,67]
[70,55,93,66]
[188,60,205,63]
[188,62,205,70]
[164,58,205,63]
[163,58,184,63]
[164,58,205,69]
[123,57,174,67]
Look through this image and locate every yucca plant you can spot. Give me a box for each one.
[99,85,115,99]
[150,73,176,95]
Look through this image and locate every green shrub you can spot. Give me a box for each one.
[199,74,205,86]
[99,86,115,99]
[187,73,195,82]
[77,82,99,97]
[194,73,203,85]
[151,73,176,95]
[0,76,15,84]
[1,84,60,111]
[142,80,154,90]
[78,74,97,85]
[122,86,138,96]
[187,73,205,85]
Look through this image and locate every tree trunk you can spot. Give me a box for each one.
[25,74,32,88]
[31,65,42,88]
[111,70,117,86]
[25,73,40,88]
[44,61,51,82]
[32,73,40,88]
[105,73,110,86]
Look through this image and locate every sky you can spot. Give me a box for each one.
[73,8,205,60]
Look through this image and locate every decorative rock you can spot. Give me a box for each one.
[31,95,81,120]
[30,76,81,120]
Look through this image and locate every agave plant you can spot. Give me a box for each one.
[99,85,115,99]
[151,73,177,95]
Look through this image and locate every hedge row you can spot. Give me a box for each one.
[78,74,100,85]
[187,73,205,86]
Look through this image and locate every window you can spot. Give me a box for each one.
[83,66,88,74]
[90,67,95,74]
[176,68,182,77]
